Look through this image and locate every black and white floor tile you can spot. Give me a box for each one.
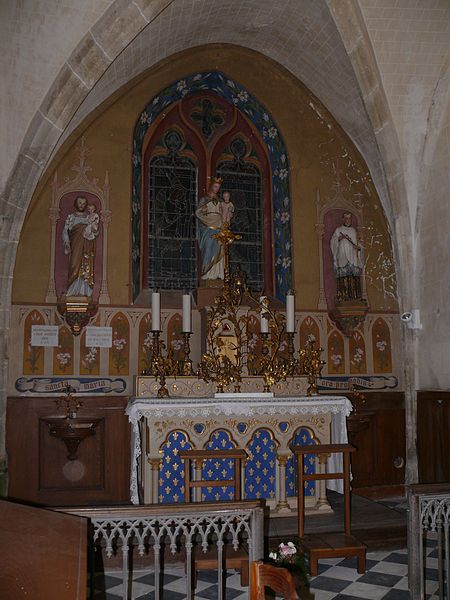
[94,543,439,599]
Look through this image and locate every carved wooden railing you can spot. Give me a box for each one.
[408,483,450,599]
[61,500,265,600]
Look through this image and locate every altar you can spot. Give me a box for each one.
[126,394,352,511]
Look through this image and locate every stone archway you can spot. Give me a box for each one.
[0,0,412,492]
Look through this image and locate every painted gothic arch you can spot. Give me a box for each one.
[131,71,292,302]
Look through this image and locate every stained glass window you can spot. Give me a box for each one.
[147,130,198,290]
[217,137,263,291]
[145,98,268,293]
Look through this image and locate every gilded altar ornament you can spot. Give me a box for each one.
[141,330,179,398]
[298,339,326,396]
[195,222,325,395]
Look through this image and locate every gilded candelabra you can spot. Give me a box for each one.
[247,301,289,393]
[197,223,297,394]
[297,338,326,395]
[147,331,179,398]
[141,222,326,397]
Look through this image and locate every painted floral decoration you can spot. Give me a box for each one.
[351,347,365,371]
[82,346,98,374]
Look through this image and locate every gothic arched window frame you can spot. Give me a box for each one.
[131,71,292,302]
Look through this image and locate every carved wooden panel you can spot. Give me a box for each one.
[6,396,130,506]
[348,392,405,495]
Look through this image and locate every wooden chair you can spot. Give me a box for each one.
[292,443,366,576]
[179,448,249,585]
[250,561,301,600]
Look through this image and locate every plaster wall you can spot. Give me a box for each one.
[13,45,396,315]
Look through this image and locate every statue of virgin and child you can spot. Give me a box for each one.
[195,177,234,282]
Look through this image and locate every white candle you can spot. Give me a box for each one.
[151,291,160,331]
[286,293,295,333]
[182,293,191,333]
[260,296,269,334]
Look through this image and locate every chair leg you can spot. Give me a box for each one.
[240,560,249,586]
[357,551,366,574]
[309,553,318,577]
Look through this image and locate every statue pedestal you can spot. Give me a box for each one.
[332,299,369,336]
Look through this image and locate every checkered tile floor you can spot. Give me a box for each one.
[94,543,440,599]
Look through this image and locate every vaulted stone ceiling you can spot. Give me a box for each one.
[56,0,390,218]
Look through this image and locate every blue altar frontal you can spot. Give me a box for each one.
[126,395,352,513]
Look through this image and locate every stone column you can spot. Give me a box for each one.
[99,198,111,305]
[315,222,327,310]
[45,203,60,303]
[274,453,291,513]
[149,458,161,504]
[316,453,329,511]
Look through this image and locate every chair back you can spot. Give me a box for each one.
[250,560,301,600]
[179,448,246,502]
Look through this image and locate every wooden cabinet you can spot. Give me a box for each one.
[347,392,406,497]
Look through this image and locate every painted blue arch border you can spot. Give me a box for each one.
[131,71,292,301]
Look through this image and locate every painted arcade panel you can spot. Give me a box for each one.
[299,316,321,350]
[23,310,45,376]
[80,317,100,376]
[52,325,74,376]
[108,312,130,376]
[372,317,393,374]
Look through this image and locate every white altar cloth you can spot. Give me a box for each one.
[126,395,353,505]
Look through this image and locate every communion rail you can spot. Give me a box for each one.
[62,500,265,600]
[408,483,450,599]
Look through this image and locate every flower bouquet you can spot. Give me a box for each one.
[268,541,309,588]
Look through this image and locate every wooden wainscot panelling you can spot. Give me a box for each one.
[346,392,405,497]
[6,396,131,506]
[417,391,450,484]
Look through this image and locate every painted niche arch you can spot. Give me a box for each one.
[131,71,292,301]
[315,185,367,313]
[46,137,111,305]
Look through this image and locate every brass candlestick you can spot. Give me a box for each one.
[286,331,296,375]
[180,332,193,375]
[149,330,178,398]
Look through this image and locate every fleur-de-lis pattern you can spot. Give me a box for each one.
[286,427,317,498]
[132,71,291,301]
[158,430,192,503]
[245,429,276,500]
[202,429,236,502]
